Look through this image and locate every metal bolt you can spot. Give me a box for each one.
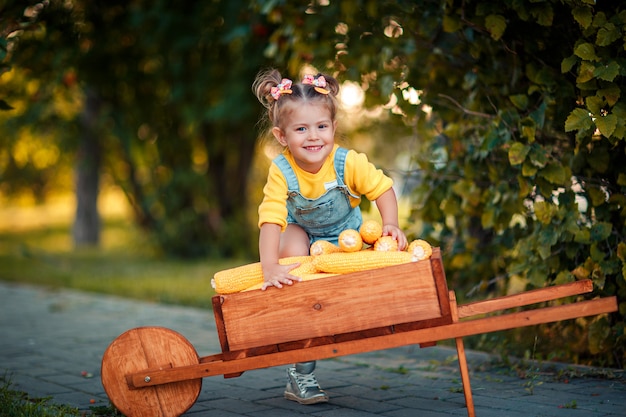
[144,376,151,383]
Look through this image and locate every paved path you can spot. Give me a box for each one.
[0,281,624,417]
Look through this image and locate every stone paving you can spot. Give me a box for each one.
[0,281,624,417]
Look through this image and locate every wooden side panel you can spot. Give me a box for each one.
[217,258,445,351]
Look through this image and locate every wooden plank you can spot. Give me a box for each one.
[130,296,617,388]
[457,280,593,319]
[217,259,446,351]
[431,248,452,319]
[211,296,229,352]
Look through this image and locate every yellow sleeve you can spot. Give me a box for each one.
[344,149,393,201]
[258,162,289,231]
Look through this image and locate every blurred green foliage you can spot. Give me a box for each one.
[1,0,274,257]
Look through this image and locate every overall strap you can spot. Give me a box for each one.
[333,147,349,185]
[333,147,359,199]
[273,154,299,191]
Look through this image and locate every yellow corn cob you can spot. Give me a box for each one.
[242,272,338,292]
[313,251,414,274]
[279,256,312,265]
[338,229,363,252]
[407,239,433,261]
[359,220,383,245]
[289,261,319,276]
[310,240,341,256]
[373,235,398,252]
[212,256,313,294]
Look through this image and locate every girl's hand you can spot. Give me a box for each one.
[382,224,408,251]
[261,262,302,290]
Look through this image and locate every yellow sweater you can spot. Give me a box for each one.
[258,145,393,230]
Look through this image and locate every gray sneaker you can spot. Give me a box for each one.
[284,366,329,405]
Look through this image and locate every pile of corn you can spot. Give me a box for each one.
[211,220,432,294]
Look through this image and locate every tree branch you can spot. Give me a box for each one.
[438,94,495,119]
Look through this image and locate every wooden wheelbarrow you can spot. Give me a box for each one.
[101,248,618,417]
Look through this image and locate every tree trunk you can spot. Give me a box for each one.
[73,88,101,247]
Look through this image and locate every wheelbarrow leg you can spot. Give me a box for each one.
[450,291,476,417]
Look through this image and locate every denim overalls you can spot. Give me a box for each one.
[273,147,362,246]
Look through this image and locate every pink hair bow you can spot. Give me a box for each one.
[270,78,293,100]
[302,74,329,94]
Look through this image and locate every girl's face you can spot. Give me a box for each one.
[272,103,336,174]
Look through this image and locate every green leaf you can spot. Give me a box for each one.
[590,221,612,241]
[572,6,593,29]
[574,229,590,243]
[528,264,549,287]
[529,101,546,129]
[554,270,575,285]
[611,122,625,140]
[596,23,621,46]
[442,14,462,33]
[522,160,538,177]
[576,61,596,84]
[561,55,578,73]
[521,120,536,142]
[509,94,528,110]
[598,83,621,106]
[590,243,607,263]
[539,162,566,185]
[565,108,593,132]
[485,14,507,40]
[609,193,626,210]
[531,3,554,27]
[612,101,626,119]
[508,142,530,165]
[618,173,626,187]
[585,95,603,115]
[617,242,626,262]
[537,242,552,260]
[534,201,554,225]
[588,187,607,207]
[594,61,620,82]
[574,42,598,61]
[528,145,547,168]
[595,113,617,138]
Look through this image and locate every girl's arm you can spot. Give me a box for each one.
[259,223,300,290]
[375,188,408,250]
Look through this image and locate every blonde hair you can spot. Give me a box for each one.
[252,68,341,132]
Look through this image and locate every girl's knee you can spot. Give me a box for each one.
[279,225,310,257]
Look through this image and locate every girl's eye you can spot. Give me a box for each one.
[296,127,306,132]
[318,124,328,129]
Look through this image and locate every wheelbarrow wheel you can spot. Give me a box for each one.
[101,326,202,417]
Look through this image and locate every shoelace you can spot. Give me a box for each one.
[294,372,321,390]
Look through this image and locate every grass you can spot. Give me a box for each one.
[0,375,122,417]
[0,192,252,309]
[0,378,81,417]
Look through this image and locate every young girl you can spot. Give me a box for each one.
[253,69,407,405]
